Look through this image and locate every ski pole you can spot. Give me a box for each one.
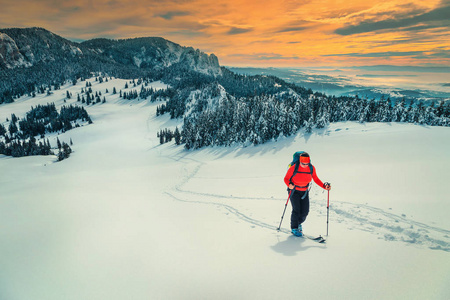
[326,189,330,236]
[277,188,294,231]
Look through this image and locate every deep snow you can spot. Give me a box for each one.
[1,78,449,300]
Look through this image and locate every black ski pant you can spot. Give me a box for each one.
[289,190,310,229]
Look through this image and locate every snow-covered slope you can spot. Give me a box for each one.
[0,79,449,300]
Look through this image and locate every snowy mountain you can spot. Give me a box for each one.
[0,78,449,299]
[80,37,221,76]
[0,27,221,103]
[1,30,449,152]
[0,27,220,75]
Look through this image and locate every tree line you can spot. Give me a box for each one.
[0,103,91,160]
[154,83,450,149]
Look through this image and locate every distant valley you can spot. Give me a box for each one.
[228,66,450,103]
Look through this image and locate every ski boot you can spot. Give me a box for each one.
[291,227,303,237]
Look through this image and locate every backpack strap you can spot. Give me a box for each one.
[289,162,300,185]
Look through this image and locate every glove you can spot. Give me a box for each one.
[323,182,331,190]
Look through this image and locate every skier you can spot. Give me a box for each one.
[284,152,331,237]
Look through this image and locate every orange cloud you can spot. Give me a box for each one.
[0,0,448,67]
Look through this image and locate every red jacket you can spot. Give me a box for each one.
[284,164,325,191]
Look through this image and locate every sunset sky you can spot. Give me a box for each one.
[1,0,449,67]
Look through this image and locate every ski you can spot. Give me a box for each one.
[302,234,326,243]
[278,228,326,243]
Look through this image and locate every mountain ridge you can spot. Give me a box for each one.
[0,27,220,75]
[0,27,221,103]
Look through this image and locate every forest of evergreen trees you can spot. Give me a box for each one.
[0,103,91,159]
[4,66,449,153]
[155,81,450,149]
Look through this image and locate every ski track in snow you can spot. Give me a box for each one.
[164,156,292,235]
[166,154,450,252]
[330,202,450,252]
[165,192,290,234]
